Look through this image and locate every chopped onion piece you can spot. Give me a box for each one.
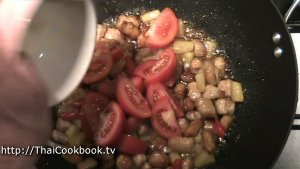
[195,70,206,92]
[173,40,195,54]
[231,81,244,102]
[194,149,215,168]
[177,19,185,37]
[203,40,217,59]
[140,10,161,23]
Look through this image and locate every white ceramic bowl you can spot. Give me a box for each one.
[0,0,97,106]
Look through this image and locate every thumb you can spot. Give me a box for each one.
[0,36,51,169]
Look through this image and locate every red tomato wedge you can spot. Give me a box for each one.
[117,135,148,155]
[95,102,125,146]
[83,52,113,84]
[97,79,117,99]
[60,111,82,121]
[96,40,116,51]
[111,47,124,63]
[134,48,177,84]
[171,159,183,169]
[96,40,124,62]
[145,8,179,49]
[165,75,176,87]
[147,82,184,117]
[151,97,181,138]
[116,73,152,118]
[59,99,84,121]
[81,92,109,134]
[130,76,145,92]
[126,57,136,76]
[70,100,84,108]
[124,116,143,133]
[80,116,94,140]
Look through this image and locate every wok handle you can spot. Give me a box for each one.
[284,0,300,23]
[292,114,300,130]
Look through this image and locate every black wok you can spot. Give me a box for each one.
[38,0,298,168]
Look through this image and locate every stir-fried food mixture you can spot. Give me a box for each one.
[52,8,244,169]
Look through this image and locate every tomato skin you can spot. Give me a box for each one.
[147,82,184,117]
[96,40,117,51]
[124,116,143,133]
[80,115,94,141]
[60,111,82,121]
[147,82,167,106]
[151,97,181,138]
[214,120,225,138]
[134,48,177,84]
[168,91,184,117]
[116,74,152,118]
[83,52,113,84]
[145,8,179,49]
[59,99,84,121]
[97,79,117,99]
[126,57,136,76]
[95,102,125,146]
[130,76,145,92]
[133,59,156,80]
[117,135,148,155]
[71,100,84,108]
[165,75,176,87]
[111,47,124,63]
[96,40,124,63]
[81,92,109,134]
[171,159,183,169]
[79,92,109,140]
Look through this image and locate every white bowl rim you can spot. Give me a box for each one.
[47,0,96,106]
[19,0,97,106]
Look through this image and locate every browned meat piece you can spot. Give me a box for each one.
[215,98,235,115]
[218,79,232,98]
[104,28,125,43]
[149,137,168,151]
[213,56,226,77]
[195,98,217,118]
[186,110,202,121]
[116,154,133,169]
[140,22,150,34]
[203,120,215,131]
[137,35,146,48]
[148,151,169,168]
[119,21,140,39]
[96,24,107,41]
[184,119,203,137]
[220,115,234,131]
[181,70,196,83]
[190,58,204,73]
[203,85,222,99]
[183,97,195,111]
[193,39,207,58]
[202,130,216,153]
[174,82,186,99]
[116,15,141,28]
[168,137,195,153]
[204,61,218,86]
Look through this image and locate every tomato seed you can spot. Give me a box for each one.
[101,112,116,137]
[157,110,176,132]
[125,84,146,111]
